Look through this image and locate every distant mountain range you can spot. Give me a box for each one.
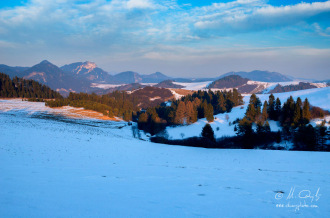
[2,60,322,96]
[0,60,174,95]
[218,70,292,82]
[0,64,29,78]
[207,75,328,94]
[16,60,92,95]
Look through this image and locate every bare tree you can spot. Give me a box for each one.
[225,114,230,122]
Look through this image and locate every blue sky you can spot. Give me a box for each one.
[0,0,330,79]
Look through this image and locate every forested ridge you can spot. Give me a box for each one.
[137,89,244,135]
[152,93,329,151]
[46,92,141,121]
[270,82,317,93]
[0,72,61,99]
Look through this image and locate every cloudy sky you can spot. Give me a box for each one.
[0,0,330,79]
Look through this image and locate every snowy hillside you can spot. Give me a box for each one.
[168,81,213,90]
[167,87,330,140]
[173,80,327,94]
[0,99,121,121]
[260,81,327,94]
[1,106,330,217]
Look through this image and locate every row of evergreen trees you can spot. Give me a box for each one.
[237,94,329,151]
[240,93,312,132]
[0,73,61,99]
[138,89,243,135]
[46,92,140,121]
[152,94,328,151]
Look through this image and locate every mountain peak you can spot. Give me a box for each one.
[153,72,164,75]
[39,60,52,65]
[82,61,97,69]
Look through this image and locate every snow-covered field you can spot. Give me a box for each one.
[91,83,157,89]
[167,87,330,139]
[91,83,124,89]
[173,81,213,90]
[1,98,330,217]
[0,99,120,121]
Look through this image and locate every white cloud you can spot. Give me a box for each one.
[127,0,154,9]
[0,0,329,79]
[313,23,330,37]
[194,1,330,35]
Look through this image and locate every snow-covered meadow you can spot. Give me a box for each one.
[1,98,330,217]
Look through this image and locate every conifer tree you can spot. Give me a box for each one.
[296,97,302,108]
[249,93,262,109]
[262,101,268,121]
[198,100,208,119]
[245,103,256,121]
[186,101,197,124]
[233,88,243,106]
[205,103,214,122]
[123,111,132,121]
[267,94,275,120]
[274,98,281,121]
[216,93,226,113]
[293,101,302,126]
[302,98,311,124]
[174,101,186,124]
[225,98,234,113]
[265,120,271,132]
[256,106,262,122]
[256,121,264,134]
[201,123,215,142]
[237,118,254,148]
[137,113,149,130]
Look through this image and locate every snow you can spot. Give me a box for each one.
[141,83,157,86]
[311,82,328,88]
[167,107,246,139]
[311,115,330,127]
[1,104,330,217]
[74,61,97,74]
[164,101,172,107]
[259,81,327,94]
[0,99,123,121]
[149,96,161,101]
[91,83,125,89]
[261,81,301,93]
[91,83,157,89]
[167,87,330,140]
[169,89,184,99]
[257,86,330,111]
[173,81,213,90]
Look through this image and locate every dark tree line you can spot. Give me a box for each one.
[0,73,61,99]
[236,94,329,151]
[46,91,141,121]
[138,89,244,135]
[152,93,329,151]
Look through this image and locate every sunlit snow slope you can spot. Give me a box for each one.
[1,100,330,217]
